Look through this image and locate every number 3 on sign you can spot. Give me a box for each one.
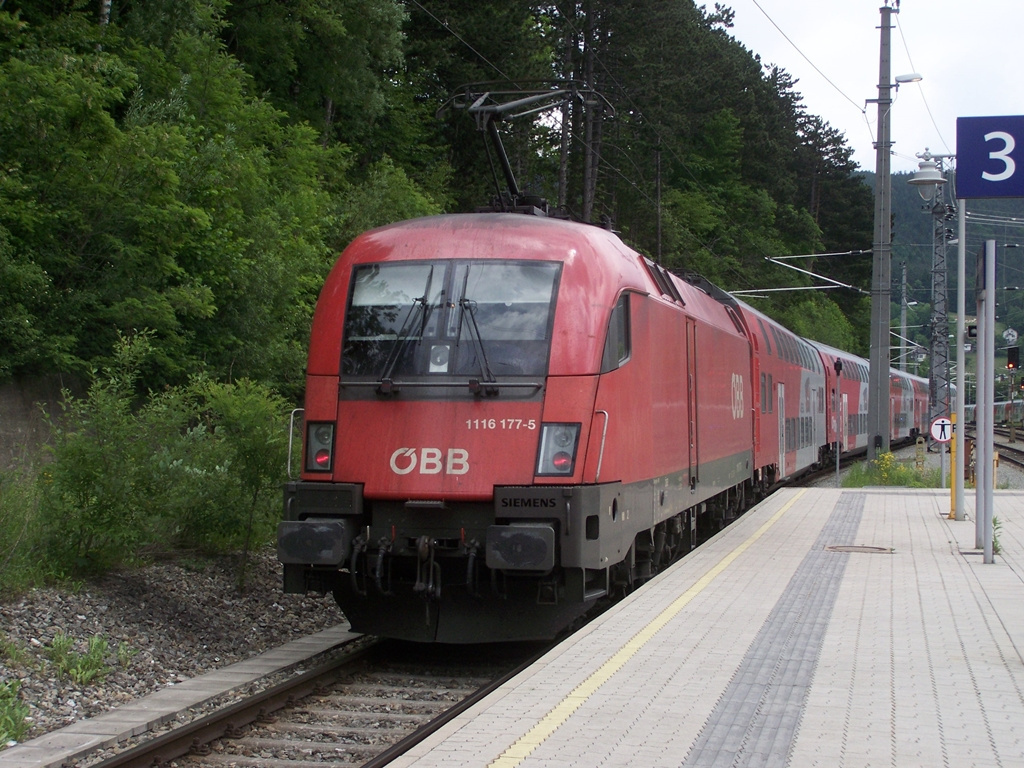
[983,131,1016,182]
[957,116,1024,198]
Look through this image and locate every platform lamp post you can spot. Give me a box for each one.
[910,149,964,520]
[909,151,955,449]
[866,1,920,461]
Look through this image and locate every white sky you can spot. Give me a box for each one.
[722,0,1024,173]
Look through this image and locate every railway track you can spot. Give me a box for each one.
[964,426,1024,472]
[88,638,547,768]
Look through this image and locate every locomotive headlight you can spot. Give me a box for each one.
[535,423,581,476]
[305,422,335,473]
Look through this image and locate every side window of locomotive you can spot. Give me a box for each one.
[601,294,631,373]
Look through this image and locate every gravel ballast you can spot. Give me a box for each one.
[0,547,341,743]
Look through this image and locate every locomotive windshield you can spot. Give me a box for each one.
[342,260,561,381]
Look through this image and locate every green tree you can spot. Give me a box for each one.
[0,7,344,391]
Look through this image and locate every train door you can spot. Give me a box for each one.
[686,318,698,489]
[777,384,785,476]
[752,357,761,457]
[841,393,849,450]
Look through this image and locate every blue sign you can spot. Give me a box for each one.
[957,115,1024,198]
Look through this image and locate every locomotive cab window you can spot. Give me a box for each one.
[601,294,632,373]
[341,260,561,382]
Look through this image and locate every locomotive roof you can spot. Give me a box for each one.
[308,213,748,377]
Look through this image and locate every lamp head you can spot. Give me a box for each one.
[908,149,946,201]
[895,73,923,85]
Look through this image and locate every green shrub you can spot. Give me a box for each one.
[38,335,151,572]
[2,332,291,590]
[0,469,46,593]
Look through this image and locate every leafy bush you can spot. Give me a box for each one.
[38,336,152,572]
[0,332,291,590]
[149,377,289,569]
[0,469,44,591]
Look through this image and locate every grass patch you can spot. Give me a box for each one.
[47,632,110,686]
[843,451,943,488]
[0,681,30,744]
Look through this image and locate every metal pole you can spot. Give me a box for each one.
[949,411,957,519]
[975,244,988,549]
[900,261,908,372]
[868,3,895,460]
[976,241,995,559]
[928,169,950,450]
[983,241,996,563]
[954,204,966,521]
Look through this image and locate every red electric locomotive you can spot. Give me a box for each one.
[278,213,759,643]
[277,209,931,643]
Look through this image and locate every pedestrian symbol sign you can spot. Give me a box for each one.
[930,417,953,443]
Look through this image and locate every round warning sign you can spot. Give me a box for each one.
[930,417,953,443]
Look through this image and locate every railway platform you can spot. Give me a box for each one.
[392,486,1024,768]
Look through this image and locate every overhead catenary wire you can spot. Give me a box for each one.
[552,6,805,291]
[409,0,865,296]
[747,0,866,115]
[894,14,951,155]
[744,0,876,149]
[403,0,513,82]
[416,0,762,291]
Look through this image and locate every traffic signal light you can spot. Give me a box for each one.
[1009,346,1020,370]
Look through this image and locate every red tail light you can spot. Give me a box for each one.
[305,423,335,473]
[535,423,581,476]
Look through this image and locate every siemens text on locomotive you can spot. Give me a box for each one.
[277,212,928,643]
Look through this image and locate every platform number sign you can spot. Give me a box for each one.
[957,116,1024,198]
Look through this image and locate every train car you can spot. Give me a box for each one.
[807,341,869,456]
[278,213,758,643]
[967,399,1024,425]
[994,398,1023,425]
[732,303,826,482]
[891,369,929,441]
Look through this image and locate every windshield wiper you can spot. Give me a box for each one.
[377,268,438,394]
[378,297,429,394]
[459,298,498,396]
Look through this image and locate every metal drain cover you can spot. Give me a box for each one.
[825,545,894,554]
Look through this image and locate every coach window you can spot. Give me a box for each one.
[601,293,631,373]
[757,319,773,355]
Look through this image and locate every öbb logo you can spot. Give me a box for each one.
[389,448,470,475]
[731,373,745,420]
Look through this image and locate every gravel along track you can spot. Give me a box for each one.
[166,642,544,768]
[1,547,341,741]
